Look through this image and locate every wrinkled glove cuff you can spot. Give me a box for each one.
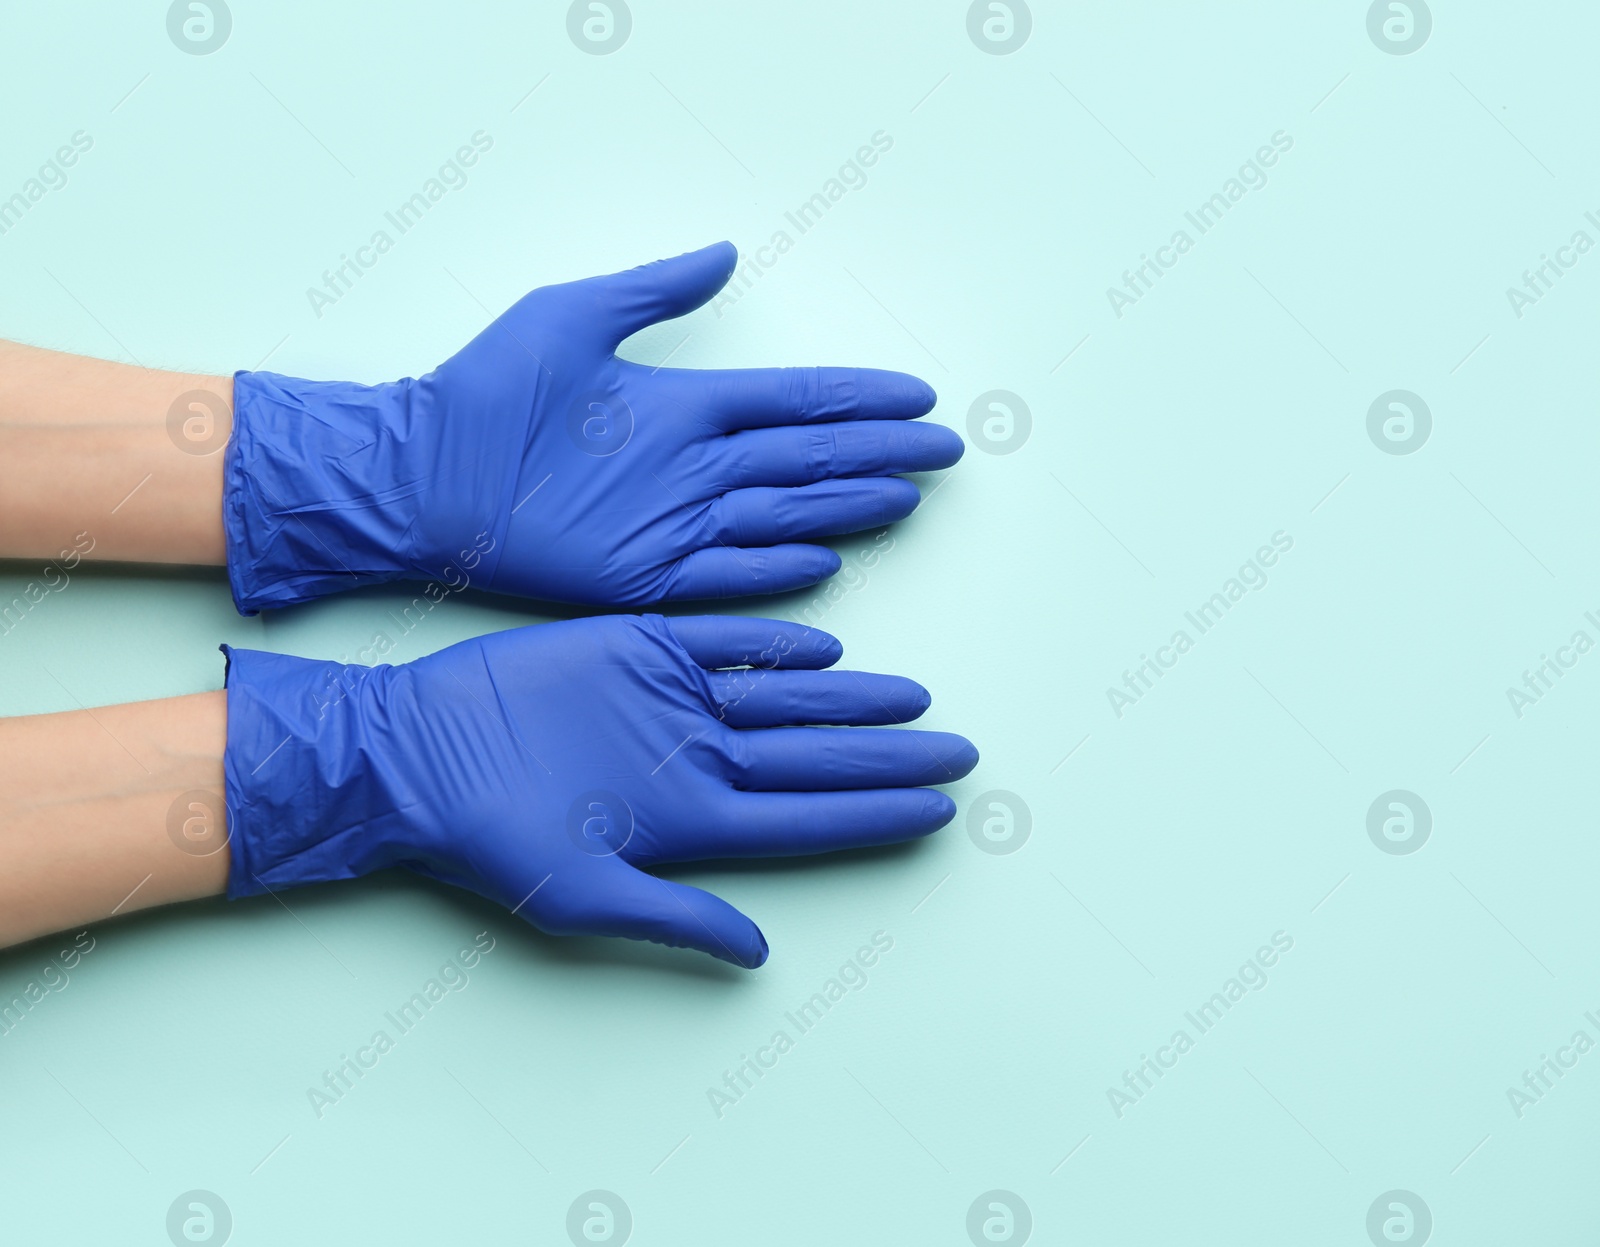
[222,644,420,899]
[224,370,428,615]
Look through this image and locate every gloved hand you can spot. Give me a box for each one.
[221,615,977,966]
[225,241,962,614]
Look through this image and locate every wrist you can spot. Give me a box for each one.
[224,370,426,613]
[222,646,425,897]
[224,369,517,613]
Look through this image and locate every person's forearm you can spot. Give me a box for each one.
[0,690,230,948]
[0,341,229,564]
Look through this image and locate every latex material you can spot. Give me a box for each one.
[224,241,963,614]
[221,616,977,967]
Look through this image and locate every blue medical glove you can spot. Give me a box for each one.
[221,615,977,967]
[225,241,962,614]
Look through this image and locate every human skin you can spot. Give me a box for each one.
[0,339,230,566]
[0,343,234,945]
[0,691,229,948]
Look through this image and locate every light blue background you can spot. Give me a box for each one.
[1,1,1596,1242]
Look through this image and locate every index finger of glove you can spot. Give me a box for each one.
[664,616,843,671]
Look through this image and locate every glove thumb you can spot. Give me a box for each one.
[584,241,738,350]
[590,861,769,968]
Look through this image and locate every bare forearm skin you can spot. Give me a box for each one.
[0,345,232,946]
[0,340,230,565]
[0,691,230,948]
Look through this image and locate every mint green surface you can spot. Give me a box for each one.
[2,2,1595,1242]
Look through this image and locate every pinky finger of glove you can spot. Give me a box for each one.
[663,544,841,602]
[579,861,769,968]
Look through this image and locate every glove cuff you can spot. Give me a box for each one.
[224,370,430,614]
[221,644,421,899]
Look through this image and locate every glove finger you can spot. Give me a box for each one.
[662,544,840,601]
[708,669,930,727]
[579,861,768,968]
[653,789,956,862]
[732,728,978,791]
[664,616,842,671]
[704,479,921,546]
[715,420,964,488]
[582,241,738,349]
[660,366,935,432]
